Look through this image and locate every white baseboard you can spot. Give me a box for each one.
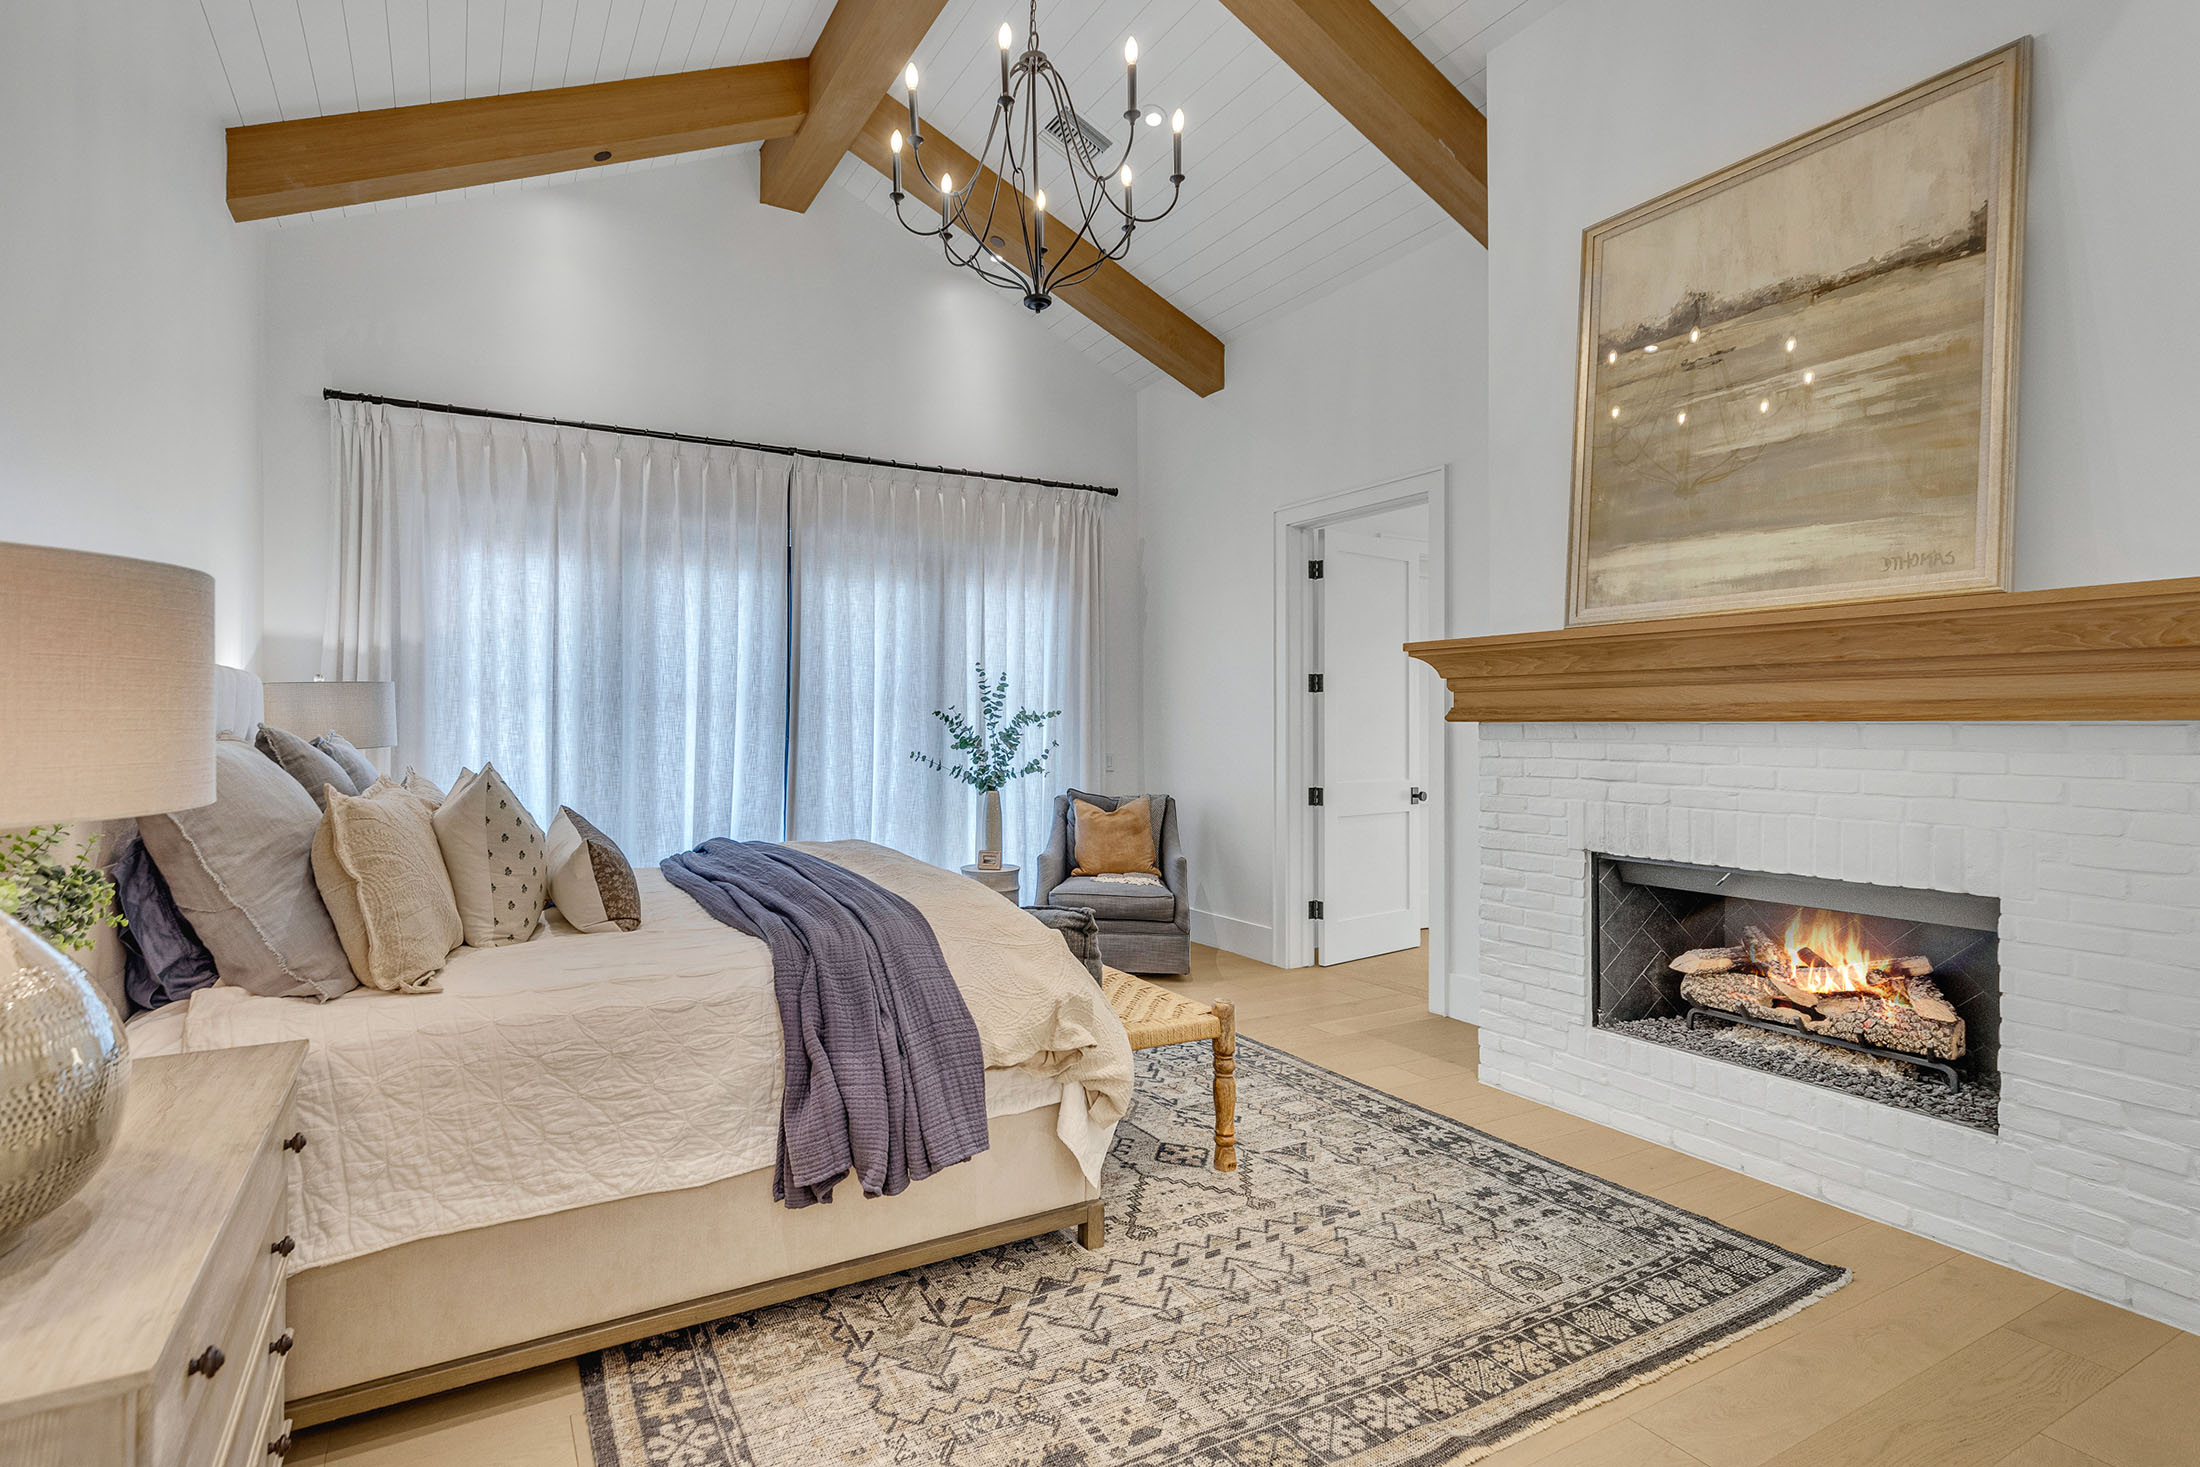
[1190,908,1274,965]
[1443,970,1482,1025]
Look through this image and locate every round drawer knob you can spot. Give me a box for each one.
[282,1131,308,1153]
[187,1344,225,1378]
[270,1330,295,1356]
[268,1430,293,1458]
[271,1234,296,1257]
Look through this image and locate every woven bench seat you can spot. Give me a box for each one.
[1101,967,1237,1171]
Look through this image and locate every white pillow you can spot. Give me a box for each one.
[313,779,462,992]
[431,764,548,947]
[546,807,644,934]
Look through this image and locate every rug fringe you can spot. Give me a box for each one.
[1426,1267,1853,1466]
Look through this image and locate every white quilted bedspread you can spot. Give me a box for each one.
[139,842,1131,1273]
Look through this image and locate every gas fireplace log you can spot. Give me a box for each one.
[1669,945,1745,975]
[1678,969,1967,1061]
[1889,956,1934,978]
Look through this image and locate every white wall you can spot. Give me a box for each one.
[1136,238,1489,1008]
[256,155,1143,784]
[1487,0,2200,632]
[0,2,263,665]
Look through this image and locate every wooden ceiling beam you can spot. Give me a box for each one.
[227,58,810,221]
[1217,0,1488,244]
[851,98,1225,397]
[760,0,952,213]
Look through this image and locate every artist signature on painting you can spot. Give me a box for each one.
[1883,549,1959,573]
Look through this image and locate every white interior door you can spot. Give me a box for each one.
[1316,529,1423,966]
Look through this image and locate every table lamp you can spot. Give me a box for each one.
[261,678,397,757]
[0,542,214,1246]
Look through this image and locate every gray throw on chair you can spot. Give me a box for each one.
[1035,793,1191,975]
[661,840,990,1208]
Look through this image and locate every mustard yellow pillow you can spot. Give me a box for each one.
[1072,796,1161,877]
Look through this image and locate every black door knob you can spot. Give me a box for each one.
[1409,787,1428,804]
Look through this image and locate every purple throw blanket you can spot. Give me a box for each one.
[660,840,989,1208]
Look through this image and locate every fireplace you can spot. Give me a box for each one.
[1592,856,2001,1132]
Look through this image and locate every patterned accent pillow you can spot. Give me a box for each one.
[313,780,463,992]
[546,807,644,934]
[430,764,547,947]
[312,730,381,791]
[256,723,361,811]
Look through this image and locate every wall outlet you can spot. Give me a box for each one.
[1105,754,1116,773]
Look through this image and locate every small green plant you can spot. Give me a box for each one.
[0,826,125,953]
[909,664,1061,793]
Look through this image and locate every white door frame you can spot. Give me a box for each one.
[1271,467,1448,1013]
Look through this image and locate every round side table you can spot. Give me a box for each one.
[960,863,1021,901]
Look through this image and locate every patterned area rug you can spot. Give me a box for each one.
[580,1041,1845,1466]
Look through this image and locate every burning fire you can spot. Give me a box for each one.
[1781,909,1889,994]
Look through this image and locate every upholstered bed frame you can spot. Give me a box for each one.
[98,668,1104,1427]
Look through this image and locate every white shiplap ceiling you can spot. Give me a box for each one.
[198,0,1557,389]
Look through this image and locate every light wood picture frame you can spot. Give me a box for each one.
[1566,40,2029,627]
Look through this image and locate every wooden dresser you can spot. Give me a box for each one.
[0,1041,309,1467]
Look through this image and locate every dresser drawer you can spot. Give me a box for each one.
[212,1278,288,1467]
[226,1369,290,1467]
[149,1116,293,1466]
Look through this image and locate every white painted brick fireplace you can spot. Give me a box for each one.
[1475,719,2200,1332]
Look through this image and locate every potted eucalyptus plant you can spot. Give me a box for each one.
[910,665,1060,871]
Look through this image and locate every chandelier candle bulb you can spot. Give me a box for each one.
[1124,36,1137,117]
[1121,165,1132,221]
[940,173,952,230]
[905,62,919,144]
[999,24,1012,97]
[889,129,902,195]
[1171,108,1184,179]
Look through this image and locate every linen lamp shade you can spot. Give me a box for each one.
[261,680,397,748]
[0,543,216,827]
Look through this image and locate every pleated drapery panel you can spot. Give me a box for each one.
[788,458,1101,900]
[323,399,792,860]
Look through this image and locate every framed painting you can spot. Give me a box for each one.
[1567,40,2029,626]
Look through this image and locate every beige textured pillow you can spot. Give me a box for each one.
[313,781,462,993]
[400,768,448,808]
[432,764,547,947]
[138,741,358,1001]
[1072,796,1161,877]
[546,808,643,934]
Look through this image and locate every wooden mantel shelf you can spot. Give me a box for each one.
[1404,577,2200,722]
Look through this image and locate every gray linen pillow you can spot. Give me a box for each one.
[256,724,360,811]
[312,730,381,791]
[139,740,359,1000]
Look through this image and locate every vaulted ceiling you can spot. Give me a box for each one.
[198,0,1557,391]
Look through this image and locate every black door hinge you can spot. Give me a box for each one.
[1308,559,1324,579]
[1308,900,1324,920]
[1308,673,1324,692]
[1308,786,1324,806]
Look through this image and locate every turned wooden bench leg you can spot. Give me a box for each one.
[1211,1000,1237,1171]
[1078,1197,1106,1250]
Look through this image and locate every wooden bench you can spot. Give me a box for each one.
[1100,968,1237,1171]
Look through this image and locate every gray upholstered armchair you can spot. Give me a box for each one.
[1035,793,1190,975]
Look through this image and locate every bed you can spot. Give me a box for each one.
[95,668,1133,1426]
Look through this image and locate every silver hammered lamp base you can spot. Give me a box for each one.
[0,910,130,1248]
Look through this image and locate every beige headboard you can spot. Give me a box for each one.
[84,664,264,1017]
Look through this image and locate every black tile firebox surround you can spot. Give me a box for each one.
[1592,855,2002,1132]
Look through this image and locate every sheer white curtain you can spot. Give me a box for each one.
[323,399,791,860]
[787,458,1101,899]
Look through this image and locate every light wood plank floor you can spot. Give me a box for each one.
[293,939,2198,1467]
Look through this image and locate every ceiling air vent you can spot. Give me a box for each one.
[1043,108,1113,166]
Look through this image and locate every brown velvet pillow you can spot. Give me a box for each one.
[1071,796,1161,877]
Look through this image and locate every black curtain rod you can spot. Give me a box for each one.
[321,389,1120,497]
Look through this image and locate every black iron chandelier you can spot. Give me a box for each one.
[888,0,1186,313]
